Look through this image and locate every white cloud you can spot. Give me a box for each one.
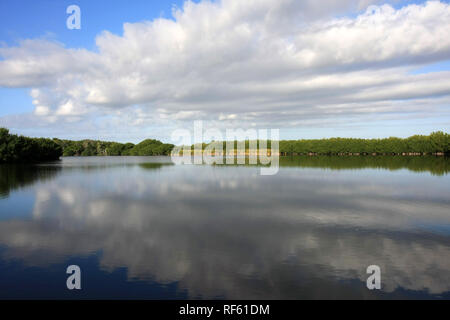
[0,0,449,139]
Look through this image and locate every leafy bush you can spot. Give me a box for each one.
[122,139,174,156]
[0,128,62,163]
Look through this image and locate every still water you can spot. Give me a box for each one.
[0,156,449,299]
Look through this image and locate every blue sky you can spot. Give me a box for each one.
[0,0,186,116]
[0,0,183,116]
[0,0,449,142]
[0,0,188,47]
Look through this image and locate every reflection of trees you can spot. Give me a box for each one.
[279,156,450,176]
[139,163,174,170]
[0,160,173,198]
[212,156,450,176]
[0,164,61,198]
[0,165,449,298]
[51,162,173,173]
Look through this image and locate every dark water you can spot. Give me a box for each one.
[0,156,449,299]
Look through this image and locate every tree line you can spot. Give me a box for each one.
[1,128,174,163]
[278,131,449,155]
[1,127,448,163]
[182,131,448,155]
[54,138,174,156]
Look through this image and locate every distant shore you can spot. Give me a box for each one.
[175,150,447,157]
[1,128,449,163]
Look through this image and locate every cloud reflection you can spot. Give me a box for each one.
[0,164,449,298]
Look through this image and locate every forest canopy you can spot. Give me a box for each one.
[53,138,174,157]
[1,128,174,162]
[278,131,449,155]
[0,128,62,163]
[184,131,449,155]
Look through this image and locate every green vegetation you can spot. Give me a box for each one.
[54,138,173,157]
[179,132,449,156]
[0,128,62,163]
[122,139,174,156]
[279,131,449,155]
[54,139,135,157]
[2,127,448,163]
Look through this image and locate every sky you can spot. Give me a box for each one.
[0,0,449,143]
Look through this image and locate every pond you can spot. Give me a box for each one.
[0,156,449,299]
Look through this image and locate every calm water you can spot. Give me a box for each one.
[0,156,449,299]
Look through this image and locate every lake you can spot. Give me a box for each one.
[0,156,449,299]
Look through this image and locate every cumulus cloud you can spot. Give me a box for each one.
[0,0,450,138]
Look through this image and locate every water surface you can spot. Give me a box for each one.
[0,156,449,299]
